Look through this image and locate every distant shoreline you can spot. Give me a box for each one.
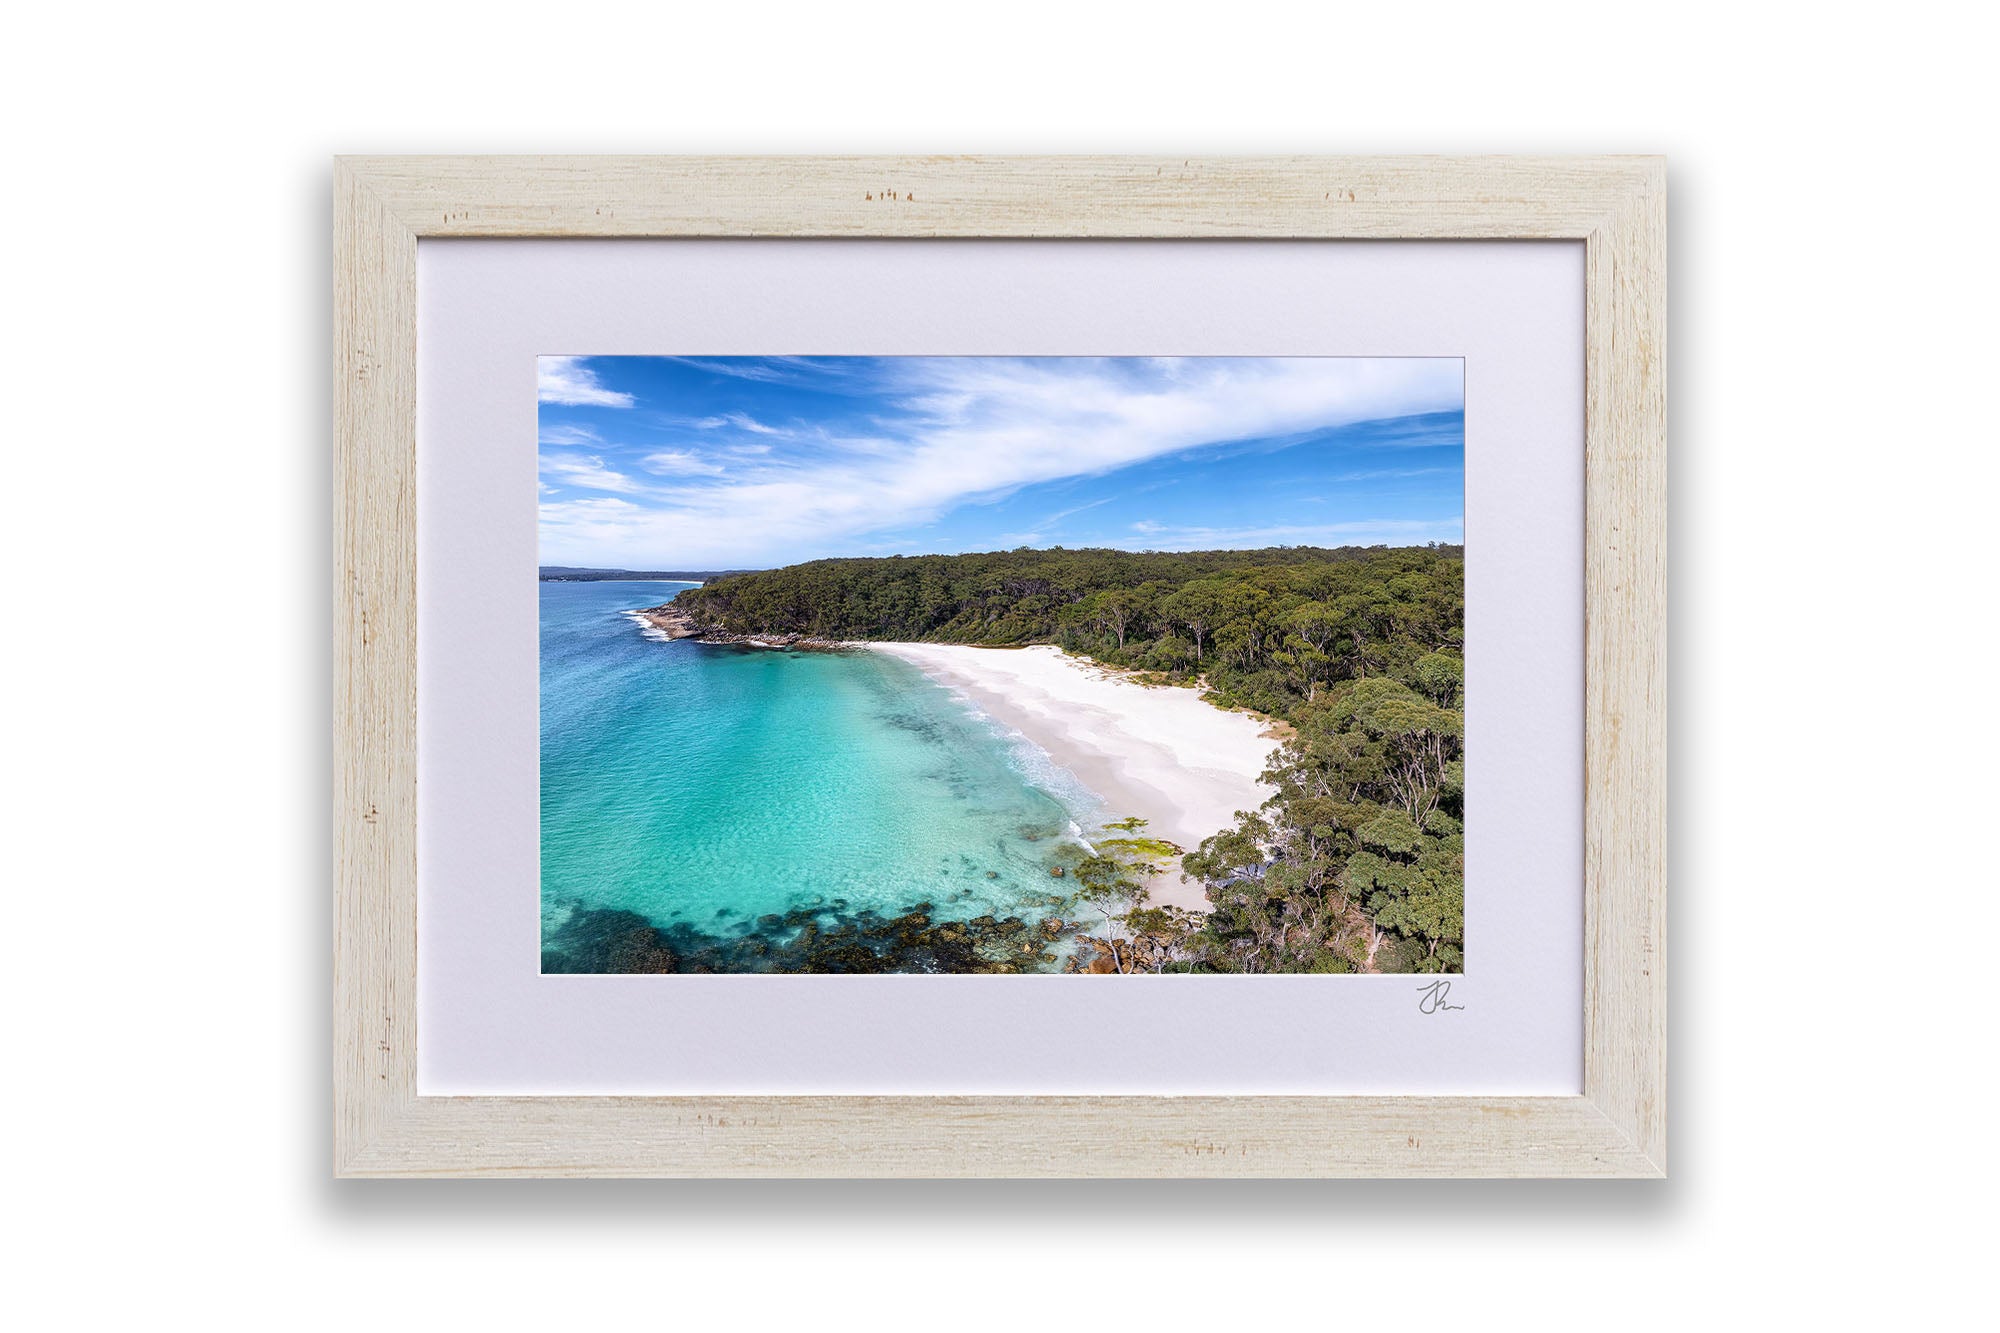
[541,575,709,585]
[540,567,745,583]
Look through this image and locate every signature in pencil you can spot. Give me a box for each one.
[1416,979,1464,1014]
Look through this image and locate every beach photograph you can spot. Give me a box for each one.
[539,356,1465,974]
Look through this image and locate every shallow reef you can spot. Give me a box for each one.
[542,898,1075,975]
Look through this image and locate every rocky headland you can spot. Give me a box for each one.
[637,601,844,650]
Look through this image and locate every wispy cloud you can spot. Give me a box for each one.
[540,454,639,493]
[997,496,1118,546]
[1092,518,1463,551]
[694,412,782,435]
[1328,466,1453,482]
[538,422,604,447]
[538,357,634,407]
[540,357,1461,567]
[641,450,726,477]
[1038,495,1116,527]
[670,358,801,384]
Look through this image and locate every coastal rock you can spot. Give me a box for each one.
[604,926,678,973]
[636,601,848,650]
[548,895,1084,977]
[544,907,682,974]
[637,603,706,639]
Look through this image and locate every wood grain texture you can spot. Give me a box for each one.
[349,154,1636,238]
[339,1096,1656,1179]
[333,162,420,1163]
[333,156,1666,1177]
[1582,160,1668,1172]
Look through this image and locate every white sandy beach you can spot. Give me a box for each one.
[868,644,1280,912]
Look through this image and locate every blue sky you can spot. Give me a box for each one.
[537,356,1463,569]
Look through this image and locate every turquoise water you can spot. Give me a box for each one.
[539,581,1106,971]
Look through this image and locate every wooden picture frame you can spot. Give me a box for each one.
[335,155,1664,1177]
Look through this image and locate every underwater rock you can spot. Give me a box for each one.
[545,892,1080,977]
[544,908,681,974]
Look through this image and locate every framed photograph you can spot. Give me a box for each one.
[335,156,1664,1176]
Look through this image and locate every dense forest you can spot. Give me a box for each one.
[668,544,1464,974]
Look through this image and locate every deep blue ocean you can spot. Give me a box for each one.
[539,581,1105,971]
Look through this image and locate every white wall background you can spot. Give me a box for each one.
[5,2,1988,1326]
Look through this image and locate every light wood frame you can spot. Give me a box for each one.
[335,156,1665,1177]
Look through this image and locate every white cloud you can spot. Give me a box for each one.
[1329,466,1453,482]
[538,423,604,447]
[539,454,639,493]
[641,450,726,477]
[537,357,634,407]
[539,497,654,559]
[670,358,799,384]
[693,412,782,435]
[539,357,1461,567]
[1093,518,1463,552]
[545,497,641,517]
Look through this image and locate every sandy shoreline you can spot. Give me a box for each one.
[868,644,1279,912]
